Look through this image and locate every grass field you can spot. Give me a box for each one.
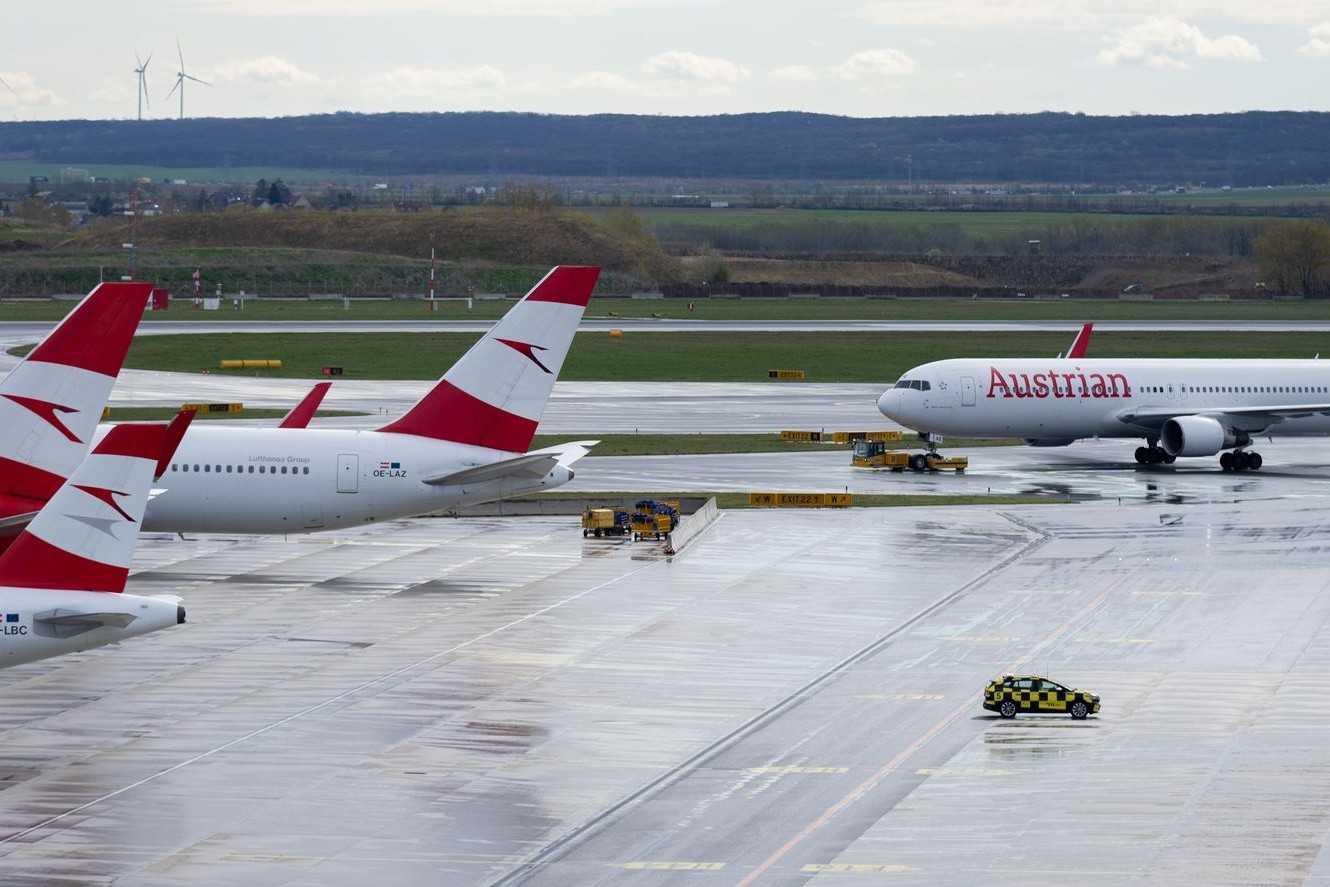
[8,293,1330,324]
[46,328,1330,383]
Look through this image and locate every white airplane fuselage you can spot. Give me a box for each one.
[0,587,183,668]
[136,425,572,533]
[879,358,1330,445]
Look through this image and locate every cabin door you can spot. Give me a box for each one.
[336,454,359,493]
[960,376,976,407]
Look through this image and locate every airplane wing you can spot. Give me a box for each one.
[421,440,597,486]
[1116,403,1330,433]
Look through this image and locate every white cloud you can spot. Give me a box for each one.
[0,71,63,108]
[835,49,917,79]
[363,65,506,98]
[1095,17,1260,69]
[855,1,1327,29]
[642,51,749,85]
[1298,21,1330,57]
[202,56,321,85]
[772,65,818,82]
[181,0,686,15]
[568,71,638,91]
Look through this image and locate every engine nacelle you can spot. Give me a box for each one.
[1159,415,1249,457]
[1021,437,1077,448]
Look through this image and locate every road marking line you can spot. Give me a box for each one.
[734,559,1144,886]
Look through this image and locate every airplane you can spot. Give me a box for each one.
[133,265,600,533]
[877,330,1330,472]
[0,281,151,547]
[0,416,190,668]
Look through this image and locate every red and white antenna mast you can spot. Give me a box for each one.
[428,233,437,311]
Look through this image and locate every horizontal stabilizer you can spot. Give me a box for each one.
[33,607,137,638]
[422,440,598,486]
[0,510,38,540]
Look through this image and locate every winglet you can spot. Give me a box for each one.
[377,266,600,451]
[1066,323,1093,359]
[0,422,166,594]
[155,409,196,481]
[278,382,332,429]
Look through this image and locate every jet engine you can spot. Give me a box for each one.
[1021,438,1077,447]
[1159,415,1249,457]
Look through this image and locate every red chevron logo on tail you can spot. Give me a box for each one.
[71,484,135,522]
[496,338,552,374]
[3,395,81,443]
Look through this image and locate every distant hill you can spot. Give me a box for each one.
[3,111,1330,187]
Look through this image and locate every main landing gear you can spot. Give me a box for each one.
[1133,444,1175,465]
[1219,450,1263,472]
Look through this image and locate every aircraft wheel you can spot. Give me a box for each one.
[1162,452,1176,464]
[1220,451,1234,471]
[1249,451,1263,470]
[1135,446,1149,464]
[1234,451,1250,471]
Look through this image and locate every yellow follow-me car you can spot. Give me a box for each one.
[983,675,1101,720]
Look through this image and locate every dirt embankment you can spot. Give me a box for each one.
[64,209,682,281]
[710,254,1258,297]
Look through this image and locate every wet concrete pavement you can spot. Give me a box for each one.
[3,472,1330,883]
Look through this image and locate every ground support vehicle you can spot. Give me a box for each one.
[851,439,967,473]
[581,507,630,538]
[631,499,679,541]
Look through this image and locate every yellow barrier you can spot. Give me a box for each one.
[181,402,243,413]
[748,492,853,508]
[767,369,806,380]
[220,359,283,369]
[780,430,823,442]
[609,329,623,338]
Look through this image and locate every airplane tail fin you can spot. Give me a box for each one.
[279,381,332,429]
[0,416,186,594]
[1066,323,1093,359]
[377,266,599,451]
[0,281,152,504]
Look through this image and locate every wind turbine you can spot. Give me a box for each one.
[166,40,209,120]
[134,52,152,120]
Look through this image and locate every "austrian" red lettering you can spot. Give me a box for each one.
[986,366,1130,399]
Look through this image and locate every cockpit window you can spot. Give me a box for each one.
[894,379,912,389]
[893,379,932,391]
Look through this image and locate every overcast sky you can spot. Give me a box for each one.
[4,1,1330,121]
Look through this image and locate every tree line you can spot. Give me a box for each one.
[6,111,1330,186]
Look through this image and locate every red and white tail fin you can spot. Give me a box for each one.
[1066,323,1093,359]
[0,416,188,594]
[377,266,599,451]
[278,381,332,429]
[0,281,151,506]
